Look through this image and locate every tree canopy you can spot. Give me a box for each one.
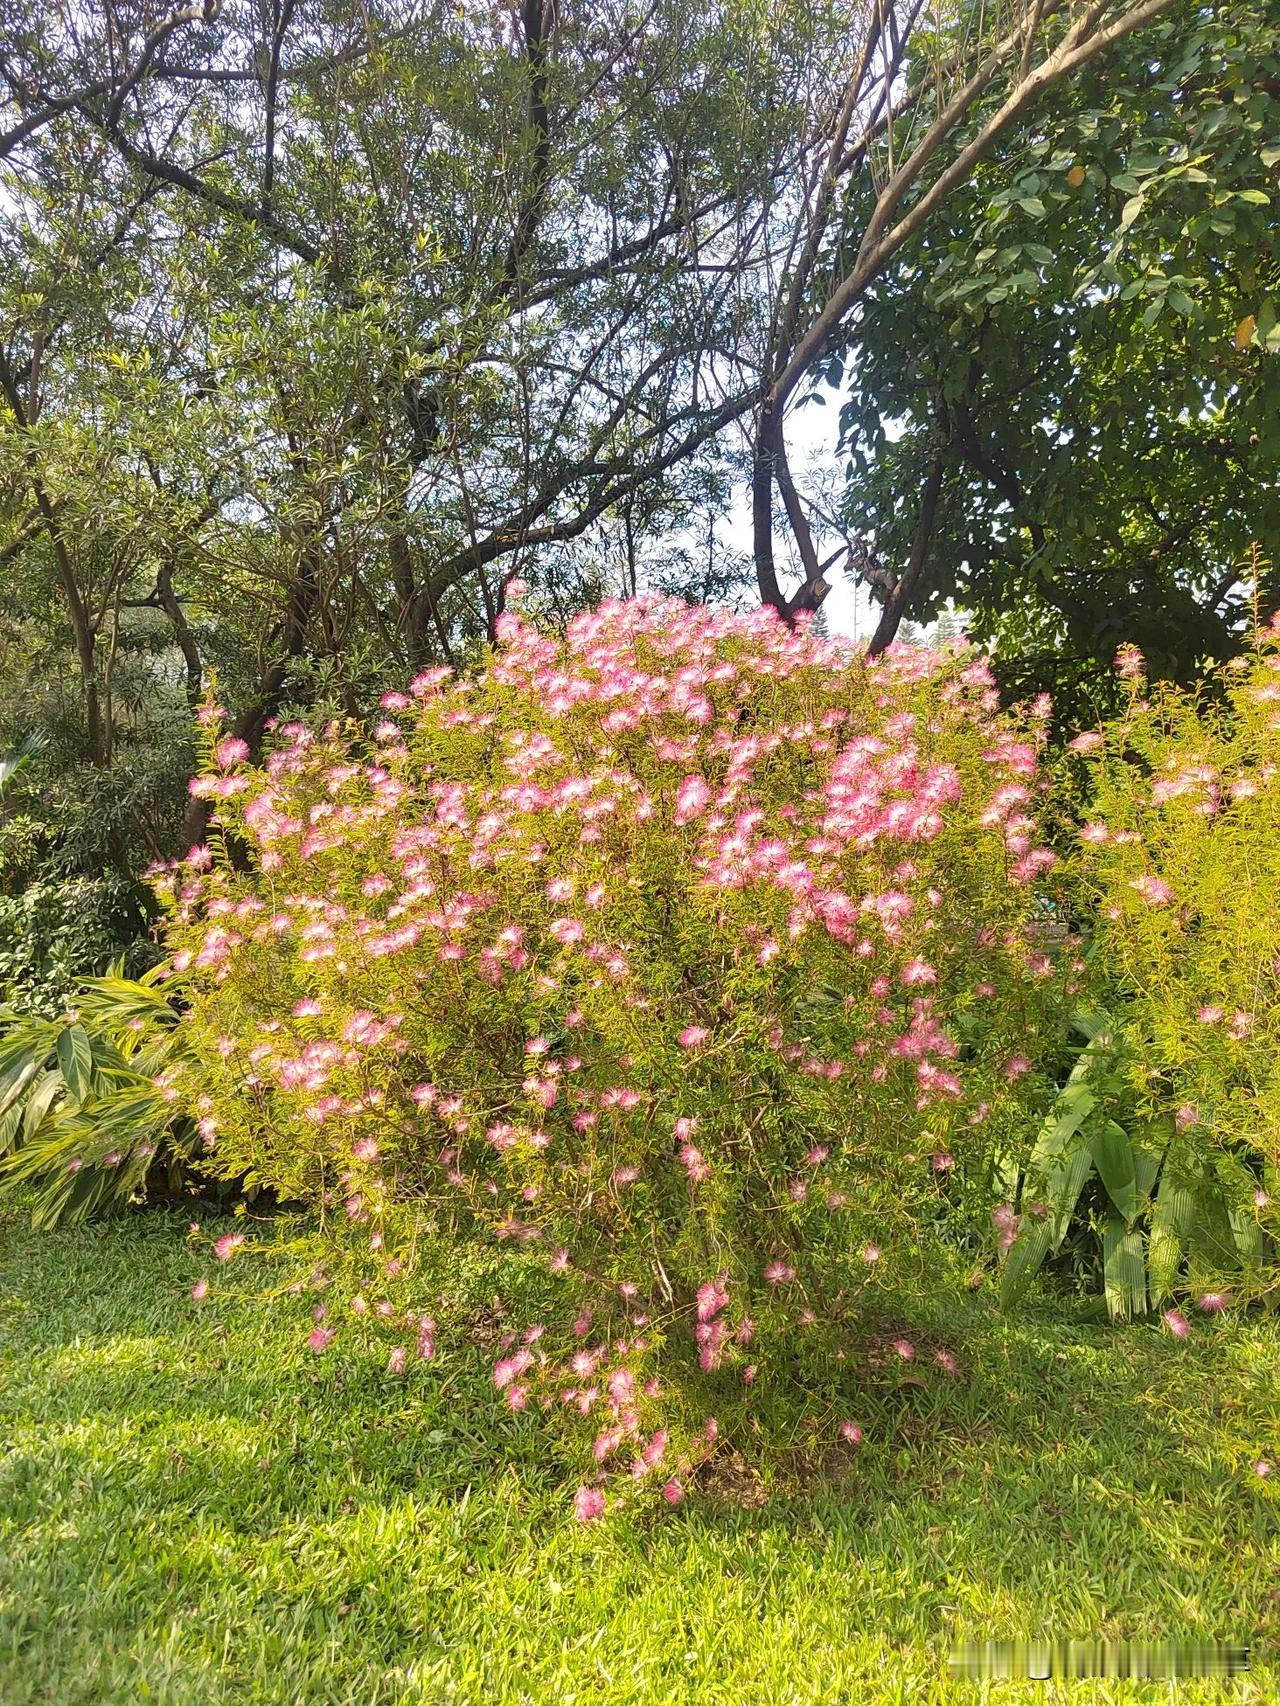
[832,4,1279,702]
[0,0,1251,979]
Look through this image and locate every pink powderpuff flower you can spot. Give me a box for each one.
[352,1136,379,1162]
[661,1479,684,1505]
[674,774,711,825]
[892,1339,915,1361]
[1115,643,1145,680]
[214,1233,245,1261]
[214,735,250,769]
[1197,1006,1224,1024]
[493,1349,534,1389]
[642,1430,669,1468]
[839,1421,863,1444]
[931,1152,955,1173]
[678,1025,710,1049]
[679,1144,710,1182]
[1130,874,1174,906]
[900,957,937,986]
[387,1346,408,1376]
[191,1278,209,1302]
[861,1244,881,1265]
[1068,731,1104,754]
[549,1249,570,1274]
[1163,1309,1191,1339]
[573,1486,605,1522]
[1254,1459,1273,1479]
[934,1349,960,1376]
[1196,1292,1229,1312]
[308,1326,335,1352]
[763,1260,795,1285]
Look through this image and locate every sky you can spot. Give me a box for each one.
[713,390,879,642]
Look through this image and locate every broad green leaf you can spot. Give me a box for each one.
[22,1071,64,1141]
[999,1215,1054,1310]
[1150,1171,1201,1305]
[1191,1178,1241,1270]
[1102,1217,1147,1320]
[56,1026,94,1106]
[1090,1120,1138,1223]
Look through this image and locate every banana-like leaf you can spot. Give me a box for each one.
[1090,1119,1138,1223]
[1103,1216,1147,1320]
[1069,1009,1112,1042]
[78,973,176,1033]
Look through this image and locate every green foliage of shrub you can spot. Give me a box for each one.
[0,967,204,1226]
[161,594,1072,1510]
[1002,624,1280,1319]
[0,829,146,1014]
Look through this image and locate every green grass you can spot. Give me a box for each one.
[1,1207,1277,1704]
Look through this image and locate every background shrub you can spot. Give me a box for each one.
[163,594,1070,1509]
[1016,625,1280,1318]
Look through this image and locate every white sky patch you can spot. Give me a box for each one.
[714,390,879,642]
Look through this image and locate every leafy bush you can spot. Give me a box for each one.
[0,844,149,1015]
[1011,625,1280,1321]
[162,593,1069,1510]
[0,967,204,1226]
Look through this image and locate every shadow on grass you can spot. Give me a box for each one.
[1,1207,1277,1704]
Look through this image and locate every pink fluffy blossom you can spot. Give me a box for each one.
[573,1485,605,1522]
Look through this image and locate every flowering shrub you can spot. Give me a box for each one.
[1061,622,1280,1313]
[159,592,1067,1511]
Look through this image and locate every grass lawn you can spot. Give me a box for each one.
[1,1205,1277,1705]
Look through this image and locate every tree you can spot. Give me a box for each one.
[829,4,1280,699]
[1,0,1187,885]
